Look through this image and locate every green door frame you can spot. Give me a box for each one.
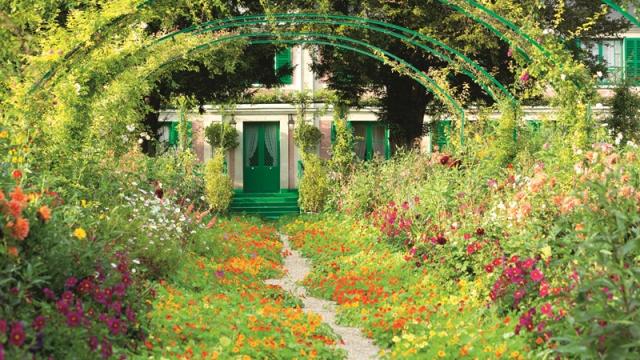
[243,122,281,193]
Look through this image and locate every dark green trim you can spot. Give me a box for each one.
[275,47,293,85]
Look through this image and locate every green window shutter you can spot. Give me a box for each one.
[275,48,293,85]
[528,120,541,133]
[384,127,391,160]
[435,120,452,149]
[168,122,179,147]
[331,121,336,144]
[365,124,374,161]
[625,38,640,85]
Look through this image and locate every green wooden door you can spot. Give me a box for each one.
[243,122,280,193]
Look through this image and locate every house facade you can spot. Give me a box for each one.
[159,25,640,194]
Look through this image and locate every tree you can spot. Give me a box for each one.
[268,0,632,147]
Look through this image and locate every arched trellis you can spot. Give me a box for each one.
[30,0,640,94]
[156,13,516,103]
[144,31,467,143]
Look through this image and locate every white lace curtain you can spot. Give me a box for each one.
[245,126,259,166]
[264,124,279,165]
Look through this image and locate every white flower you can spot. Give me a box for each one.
[596,71,603,78]
[560,74,567,81]
[138,138,144,144]
[132,268,137,274]
[139,22,148,29]
[74,83,82,95]
[627,140,638,148]
[615,132,623,145]
[111,263,117,268]
[126,124,135,132]
[200,196,205,201]
[132,259,141,265]
[595,103,604,109]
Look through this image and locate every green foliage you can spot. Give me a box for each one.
[607,79,640,145]
[298,153,330,213]
[293,121,322,153]
[204,150,233,213]
[328,106,356,181]
[204,122,240,150]
[492,101,521,166]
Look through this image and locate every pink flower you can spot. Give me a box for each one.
[539,280,550,297]
[520,71,530,83]
[541,303,553,317]
[507,48,513,57]
[530,269,544,282]
[66,311,82,327]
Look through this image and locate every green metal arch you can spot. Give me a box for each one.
[601,0,640,28]
[165,13,514,103]
[146,31,466,143]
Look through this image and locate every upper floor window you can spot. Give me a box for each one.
[275,48,293,85]
[586,39,623,85]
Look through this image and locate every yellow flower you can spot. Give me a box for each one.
[438,350,446,358]
[540,245,552,261]
[73,227,87,240]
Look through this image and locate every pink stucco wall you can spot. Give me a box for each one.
[192,120,205,162]
[319,119,332,160]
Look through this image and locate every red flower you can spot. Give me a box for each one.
[485,264,494,273]
[475,228,485,236]
[11,170,22,180]
[6,200,24,218]
[9,322,25,347]
[439,155,450,165]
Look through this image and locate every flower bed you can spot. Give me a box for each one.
[284,217,528,359]
[140,219,346,359]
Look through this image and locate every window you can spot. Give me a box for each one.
[431,120,451,151]
[163,121,192,148]
[585,39,623,85]
[275,48,293,85]
[625,38,640,85]
[331,121,391,160]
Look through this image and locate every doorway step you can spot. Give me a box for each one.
[229,191,300,219]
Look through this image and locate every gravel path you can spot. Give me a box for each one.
[265,234,380,360]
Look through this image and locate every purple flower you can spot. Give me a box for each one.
[110,301,122,315]
[65,277,78,289]
[113,284,126,298]
[101,338,113,359]
[61,290,74,303]
[89,336,99,351]
[43,288,56,300]
[9,322,26,347]
[32,315,46,331]
[125,306,136,323]
[0,319,6,335]
[107,317,125,335]
[93,290,107,305]
[215,270,225,279]
[56,299,70,315]
[66,311,82,327]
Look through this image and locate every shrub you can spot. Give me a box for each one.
[299,154,330,213]
[328,117,355,181]
[204,150,233,213]
[293,122,322,153]
[607,79,640,145]
[204,122,239,151]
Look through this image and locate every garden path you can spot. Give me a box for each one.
[265,234,381,360]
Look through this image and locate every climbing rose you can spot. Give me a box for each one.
[9,322,26,347]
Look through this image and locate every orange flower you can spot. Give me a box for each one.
[37,205,52,223]
[11,170,22,180]
[7,246,19,257]
[6,200,24,218]
[0,190,5,202]
[8,217,29,240]
[10,187,27,203]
